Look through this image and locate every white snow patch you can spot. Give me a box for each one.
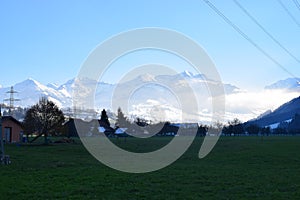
[269,123,280,129]
[285,119,292,123]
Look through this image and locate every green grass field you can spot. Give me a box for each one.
[1,136,300,199]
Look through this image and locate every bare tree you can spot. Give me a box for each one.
[23,97,65,144]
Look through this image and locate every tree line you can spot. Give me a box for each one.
[222,116,300,136]
[21,98,300,144]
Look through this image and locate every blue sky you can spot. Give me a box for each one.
[1,0,300,91]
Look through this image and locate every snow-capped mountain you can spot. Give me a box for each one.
[46,83,59,90]
[0,78,71,108]
[265,78,300,91]
[1,73,300,123]
[0,78,114,109]
[0,72,240,109]
[0,72,240,123]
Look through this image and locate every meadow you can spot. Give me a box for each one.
[1,136,300,199]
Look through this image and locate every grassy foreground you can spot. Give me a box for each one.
[1,136,300,199]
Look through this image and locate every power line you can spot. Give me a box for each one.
[233,0,300,64]
[277,0,300,28]
[292,0,300,12]
[202,0,297,78]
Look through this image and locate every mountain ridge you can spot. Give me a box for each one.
[1,74,300,123]
[265,78,300,91]
[0,71,241,108]
[247,96,300,127]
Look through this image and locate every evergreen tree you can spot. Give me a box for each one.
[115,107,127,128]
[100,109,110,127]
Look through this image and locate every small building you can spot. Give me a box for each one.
[1,116,23,143]
[63,118,78,137]
[63,118,115,137]
[98,120,115,136]
[114,127,127,136]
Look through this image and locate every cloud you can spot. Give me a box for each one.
[121,89,300,124]
[225,90,300,122]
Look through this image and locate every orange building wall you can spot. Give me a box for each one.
[1,119,23,143]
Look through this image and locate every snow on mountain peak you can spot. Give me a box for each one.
[15,78,44,89]
[265,78,300,90]
[47,83,59,89]
[139,73,156,82]
[3,73,300,124]
[181,70,194,78]
[0,72,244,122]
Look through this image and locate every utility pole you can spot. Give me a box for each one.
[0,105,10,165]
[4,86,20,116]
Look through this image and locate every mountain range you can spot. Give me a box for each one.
[0,72,299,123]
[247,96,300,128]
[0,71,240,108]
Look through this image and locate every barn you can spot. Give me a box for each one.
[1,116,24,143]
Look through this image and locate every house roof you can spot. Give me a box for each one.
[1,116,23,127]
[98,125,115,132]
[115,128,127,134]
